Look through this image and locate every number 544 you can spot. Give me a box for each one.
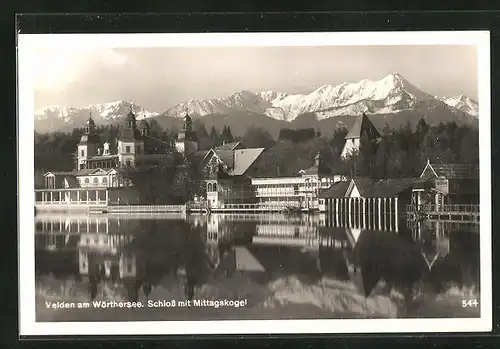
[462,299,479,307]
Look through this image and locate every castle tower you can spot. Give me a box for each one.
[117,105,144,167]
[137,119,150,136]
[175,111,198,157]
[77,114,100,170]
[341,112,381,159]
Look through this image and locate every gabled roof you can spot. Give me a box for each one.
[44,171,74,177]
[88,168,109,176]
[420,161,479,179]
[345,113,381,139]
[318,181,350,198]
[214,141,244,151]
[230,148,265,176]
[73,168,116,176]
[214,150,234,170]
[216,246,266,273]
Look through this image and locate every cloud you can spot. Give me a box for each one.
[32,45,478,112]
[34,48,129,93]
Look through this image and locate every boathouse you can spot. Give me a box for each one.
[419,160,479,206]
[319,177,431,232]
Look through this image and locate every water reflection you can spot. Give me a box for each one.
[35,213,480,321]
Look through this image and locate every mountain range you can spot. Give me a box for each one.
[34,73,479,137]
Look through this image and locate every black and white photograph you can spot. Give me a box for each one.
[18,31,491,335]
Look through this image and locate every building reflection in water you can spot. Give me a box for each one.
[35,212,479,304]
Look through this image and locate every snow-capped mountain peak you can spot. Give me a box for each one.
[437,95,478,118]
[35,100,159,133]
[35,73,479,133]
[86,100,159,121]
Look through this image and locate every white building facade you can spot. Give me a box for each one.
[251,174,345,212]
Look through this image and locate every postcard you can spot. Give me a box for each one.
[18,31,491,336]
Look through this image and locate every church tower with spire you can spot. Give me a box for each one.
[341,112,381,159]
[77,113,100,170]
[175,111,198,157]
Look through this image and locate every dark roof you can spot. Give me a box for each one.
[319,177,430,199]
[118,127,141,142]
[353,177,427,198]
[214,141,243,151]
[142,135,170,153]
[345,113,381,139]
[78,133,100,145]
[423,163,479,179]
[63,176,79,188]
[190,150,211,165]
[194,150,210,158]
[85,117,96,127]
[214,150,234,169]
[318,181,350,198]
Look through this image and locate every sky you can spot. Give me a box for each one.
[33,45,478,113]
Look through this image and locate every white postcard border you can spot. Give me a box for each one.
[18,31,492,336]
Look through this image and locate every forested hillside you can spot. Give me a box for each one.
[35,118,479,182]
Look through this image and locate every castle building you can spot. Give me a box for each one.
[340,112,381,159]
[36,107,172,207]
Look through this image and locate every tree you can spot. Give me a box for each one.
[242,126,275,149]
[193,119,208,139]
[220,125,234,143]
[117,152,192,204]
[358,131,378,176]
[415,118,429,136]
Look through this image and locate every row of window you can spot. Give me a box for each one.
[80,145,141,157]
[79,176,117,185]
[207,183,218,192]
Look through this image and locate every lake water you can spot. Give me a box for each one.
[34,212,480,322]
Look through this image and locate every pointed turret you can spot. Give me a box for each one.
[125,104,137,129]
[175,110,198,157]
[77,112,100,170]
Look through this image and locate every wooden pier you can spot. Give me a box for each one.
[88,204,186,214]
[406,204,480,224]
[187,203,308,215]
